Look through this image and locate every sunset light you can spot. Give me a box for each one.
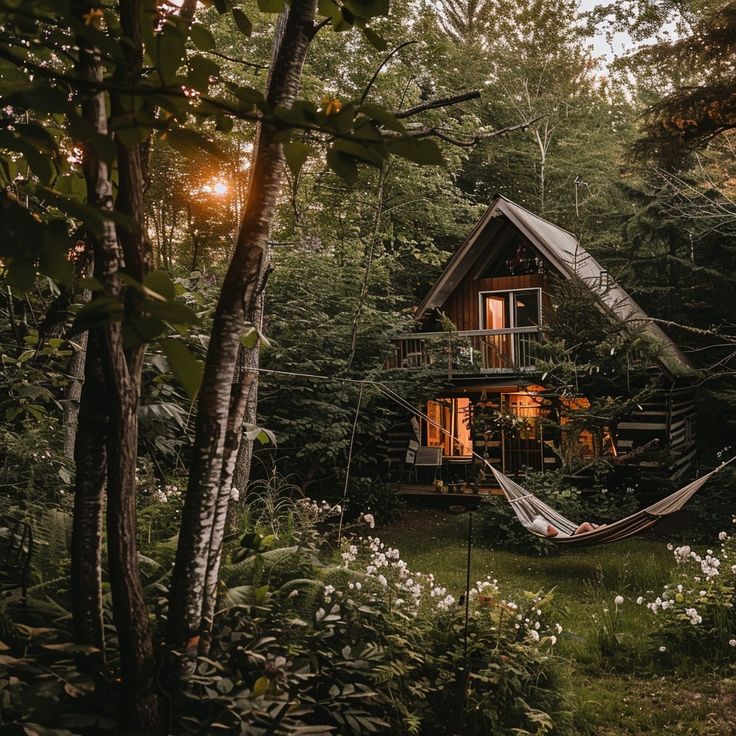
[200,179,229,196]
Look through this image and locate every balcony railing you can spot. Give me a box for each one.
[387,327,546,374]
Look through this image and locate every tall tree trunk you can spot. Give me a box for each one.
[69,14,114,676]
[102,1,159,728]
[71,1,160,728]
[64,288,90,460]
[167,0,317,657]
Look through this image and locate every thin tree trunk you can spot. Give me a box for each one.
[71,333,107,675]
[100,2,159,728]
[231,290,265,493]
[69,16,114,676]
[168,0,318,657]
[64,303,90,459]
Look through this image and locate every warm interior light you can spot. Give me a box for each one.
[213,181,228,195]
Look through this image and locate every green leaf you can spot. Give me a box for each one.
[144,298,199,325]
[156,19,187,85]
[240,323,270,349]
[317,0,340,18]
[143,270,176,301]
[232,8,252,35]
[215,114,234,133]
[162,339,204,399]
[190,23,216,51]
[386,137,444,165]
[188,55,220,92]
[326,149,358,183]
[69,297,125,335]
[257,0,284,12]
[283,140,309,178]
[362,27,388,50]
[243,423,277,446]
[343,0,389,19]
[357,103,406,132]
[5,84,72,115]
[333,139,385,166]
[163,128,225,160]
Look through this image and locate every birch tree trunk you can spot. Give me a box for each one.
[167,0,317,657]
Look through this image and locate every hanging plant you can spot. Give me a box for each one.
[473,407,531,438]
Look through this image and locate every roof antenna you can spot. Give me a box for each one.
[573,176,589,219]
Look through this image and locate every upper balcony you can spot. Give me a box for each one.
[386,327,546,375]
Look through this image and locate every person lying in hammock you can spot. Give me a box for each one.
[530,515,604,537]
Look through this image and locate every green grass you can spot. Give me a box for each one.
[379,508,736,735]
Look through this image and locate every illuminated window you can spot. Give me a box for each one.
[559,397,614,458]
[425,398,472,457]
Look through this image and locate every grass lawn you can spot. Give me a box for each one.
[379,507,736,735]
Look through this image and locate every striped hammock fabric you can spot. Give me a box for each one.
[490,460,734,547]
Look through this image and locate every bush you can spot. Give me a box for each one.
[475,467,638,556]
[179,520,567,734]
[343,476,405,526]
[678,464,736,543]
[636,523,736,669]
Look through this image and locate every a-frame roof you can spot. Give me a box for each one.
[416,195,693,376]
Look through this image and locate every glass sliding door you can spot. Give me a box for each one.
[480,289,542,370]
[512,290,541,327]
[425,398,472,457]
[481,294,511,368]
[502,392,543,472]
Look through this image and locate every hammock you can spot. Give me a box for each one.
[490,458,736,547]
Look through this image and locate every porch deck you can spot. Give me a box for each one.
[386,327,545,375]
[390,483,504,508]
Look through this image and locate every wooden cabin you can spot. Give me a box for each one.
[386,195,697,490]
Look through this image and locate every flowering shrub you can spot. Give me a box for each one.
[183,507,568,735]
[636,522,736,663]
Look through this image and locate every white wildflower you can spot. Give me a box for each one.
[614,595,624,606]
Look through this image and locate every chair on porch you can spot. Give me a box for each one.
[407,446,443,485]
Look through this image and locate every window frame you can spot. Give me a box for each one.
[477,287,543,330]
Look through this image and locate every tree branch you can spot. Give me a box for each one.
[360,40,418,105]
[395,90,481,119]
[406,115,547,147]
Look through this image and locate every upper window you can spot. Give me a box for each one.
[480,289,542,330]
